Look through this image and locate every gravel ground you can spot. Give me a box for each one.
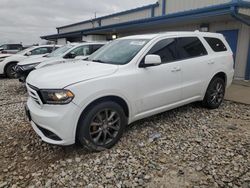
[0,79,249,188]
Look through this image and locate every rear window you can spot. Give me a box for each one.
[204,37,227,52]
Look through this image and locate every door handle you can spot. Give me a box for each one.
[171,67,181,72]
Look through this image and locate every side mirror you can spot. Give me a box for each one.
[0,48,3,51]
[143,54,161,67]
[66,52,76,59]
[26,51,32,56]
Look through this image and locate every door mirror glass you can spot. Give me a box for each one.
[66,52,76,59]
[144,55,161,66]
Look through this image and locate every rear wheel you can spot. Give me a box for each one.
[5,63,17,79]
[77,101,127,151]
[202,77,225,109]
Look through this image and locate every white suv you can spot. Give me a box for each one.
[0,45,60,78]
[25,32,234,151]
[15,42,106,82]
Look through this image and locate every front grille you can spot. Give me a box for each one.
[26,83,43,106]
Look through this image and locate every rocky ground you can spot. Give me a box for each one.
[0,79,249,188]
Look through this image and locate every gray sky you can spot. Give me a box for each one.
[0,0,156,45]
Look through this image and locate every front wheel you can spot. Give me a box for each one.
[77,101,127,151]
[5,63,17,79]
[202,77,226,109]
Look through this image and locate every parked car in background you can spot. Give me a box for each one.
[15,42,106,82]
[25,31,234,151]
[0,45,61,78]
[0,44,23,54]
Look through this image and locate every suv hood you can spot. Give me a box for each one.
[26,61,119,88]
[18,56,49,66]
[3,54,25,61]
[35,57,65,69]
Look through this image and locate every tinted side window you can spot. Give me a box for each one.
[70,46,91,56]
[147,38,177,63]
[31,47,49,55]
[2,45,7,50]
[46,47,53,53]
[176,37,207,60]
[91,44,104,53]
[8,44,22,50]
[204,37,227,52]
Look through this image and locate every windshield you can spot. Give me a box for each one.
[88,39,149,65]
[47,45,73,57]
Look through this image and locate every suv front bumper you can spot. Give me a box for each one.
[26,97,81,146]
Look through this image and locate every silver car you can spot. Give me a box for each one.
[0,44,23,54]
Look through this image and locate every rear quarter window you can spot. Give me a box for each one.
[204,37,227,52]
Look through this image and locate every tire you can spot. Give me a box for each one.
[5,63,17,79]
[76,101,127,151]
[202,77,225,109]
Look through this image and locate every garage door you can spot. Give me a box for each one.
[245,41,250,80]
[217,30,239,61]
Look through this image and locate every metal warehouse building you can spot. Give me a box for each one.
[41,0,250,80]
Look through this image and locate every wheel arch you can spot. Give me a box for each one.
[79,95,130,118]
[212,72,227,85]
[203,71,227,99]
[202,71,227,109]
[4,61,18,75]
[75,95,130,142]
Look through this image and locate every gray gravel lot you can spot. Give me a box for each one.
[0,79,249,188]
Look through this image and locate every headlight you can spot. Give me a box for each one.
[21,63,40,71]
[40,89,74,104]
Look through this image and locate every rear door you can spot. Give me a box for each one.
[175,36,210,100]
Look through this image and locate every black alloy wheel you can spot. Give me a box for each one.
[77,101,127,151]
[203,77,225,109]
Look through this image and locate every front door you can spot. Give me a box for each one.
[135,38,182,116]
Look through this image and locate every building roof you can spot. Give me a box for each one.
[41,1,250,40]
[56,3,159,30]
